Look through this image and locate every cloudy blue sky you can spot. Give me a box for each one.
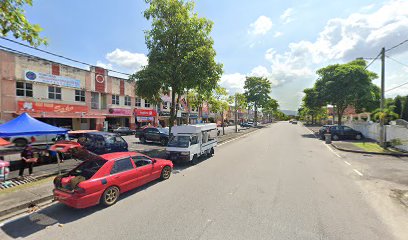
[1,0,408,110]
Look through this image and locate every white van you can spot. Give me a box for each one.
[166,123,217,164]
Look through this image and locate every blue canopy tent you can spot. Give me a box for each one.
[0,113,67,137]
[0,113,68,174]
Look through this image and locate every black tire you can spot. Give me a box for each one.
[160,138,168,146]
[190,155,198,165]
[14,138,28,147]
[332,134,339,141]
[140,136,146,144]
[160,166,171,180]
[101,186,120,207]
[355,134,362,140]
[209,148,214,156]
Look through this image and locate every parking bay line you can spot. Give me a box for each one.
[344,161,352,166]
[353,169,364,176]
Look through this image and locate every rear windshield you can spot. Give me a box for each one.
[69,159,107,180]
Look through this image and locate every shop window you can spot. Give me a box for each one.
[101,94,107,109]
[135,97,141,107]
[144,99,151,108]
[48,86,62,100]
[125,96,131,106]
[75,90,85,102]
[80,118,87,123]
[16,82,33,97]
[162,101,168,109]
[112,95,120,105]
[91,92,99,109]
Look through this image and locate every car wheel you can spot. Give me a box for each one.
[101,186,120,207]
[190,155,198,165]
[209,148,214,156]
[332,134,339,141]
[160,138,168,146]
[14,138,28,147]
[355,134,362,140]
[160,166,172,180]
[140,136,146,144]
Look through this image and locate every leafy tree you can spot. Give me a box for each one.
[301,88,324,124]
[244,76,272,125]
[132,0,223,133]
[262,98,279,122]
[0,0,47,46]
[372,108,399,124]
[314,59,378,125]
[402,96,408,121]
[208,86,229,134]
[393,95,403,118]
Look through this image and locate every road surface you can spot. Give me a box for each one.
[0,122,402,239]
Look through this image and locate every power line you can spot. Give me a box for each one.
[364,51,382,69]
[0,36,131,76]
[385,55,408,68]
[385,39,408,53]
[385,81,408,93]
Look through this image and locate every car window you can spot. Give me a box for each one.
[70,159,107,180]
[111,158,134,174]
[191,135,198,145]
[343,126,352,131]
[132,156,152,167]
[115,136,126,143]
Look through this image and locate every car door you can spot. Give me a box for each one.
[150,128,161,142]
[109,157,137,192]
[132,156,155,185]
[342,126,354,139]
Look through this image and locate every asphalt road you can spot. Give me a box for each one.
[0,122,401,239]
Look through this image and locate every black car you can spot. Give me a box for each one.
[136,127,169,146]
[318,125,363,140]
[77,132,128,154]
[240,122,254,128]
[112,127,135,135]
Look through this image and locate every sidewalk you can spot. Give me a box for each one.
[0,124,268,221]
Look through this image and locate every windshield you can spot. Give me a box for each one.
[168,135,190,148]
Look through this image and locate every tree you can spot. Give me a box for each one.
[394,95,403,118]
[372,108,399,124]
[262,98,279,122]
[132,0,223,134]
[244,76,272,125]
[301,88,323,124]
[208,86,229,134]
[0,0,47,46]
[402,96,408,121]
[314,59,378,125]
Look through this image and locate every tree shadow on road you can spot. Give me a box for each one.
[301,134,319,139]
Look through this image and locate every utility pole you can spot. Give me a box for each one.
[379,47,386,147]
[235,94,238,133]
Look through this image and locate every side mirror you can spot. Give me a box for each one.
[152,159,157,164]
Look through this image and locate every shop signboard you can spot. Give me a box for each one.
[24,70,80,88]
[137,117,154,122]
[95,67,106,92]
[134,109,157,117]
[17,101,88,113]
[159,111,171,117]
[108,108,132,115]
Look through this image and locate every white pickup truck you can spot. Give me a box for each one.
[166,123,217,164]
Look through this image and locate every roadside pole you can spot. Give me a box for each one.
[235,94,238,133]
[379,47,386,147]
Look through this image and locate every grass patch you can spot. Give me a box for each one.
[0,177,54,195]
[352,142,391,153]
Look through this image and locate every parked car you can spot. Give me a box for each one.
[240,122,254,128]
[68,130,99,140]
[3,133,69,147]
[291,120,298,124]
[53,151,173,208]
[136,127,169,146]
[112,127,135,136]
[318,125,363,140]
[77,132,128,154]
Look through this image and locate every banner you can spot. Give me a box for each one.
[108,108,132,115]
[95,67,106,92]
[24,70,80,88]
[18,101,87,113]
[134,109,157,117]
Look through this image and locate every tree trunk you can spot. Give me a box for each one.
[186,89,190,125]
[337,109,343,126]
[221,111,225,135]
[169,90,176,136]
[254,103,258,126]
[176,94,181,125]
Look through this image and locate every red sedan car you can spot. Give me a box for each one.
[53,150,173,209]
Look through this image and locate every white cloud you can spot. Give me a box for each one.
[280,8,294,24]
[274,31,283,38]
[248,16,273,36]
[105,49,148,71]
[96,61,113,70]
[220,73,246,94]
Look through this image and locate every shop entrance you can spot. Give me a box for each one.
[37,118,72,129]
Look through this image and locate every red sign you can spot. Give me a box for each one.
[108,108,132,115]
[95,67,105,92]
[120,80,124,95]
[52,64,60,76]
[134,109,157,117]
[18,101,88,113]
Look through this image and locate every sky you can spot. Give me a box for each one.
[1,0,408,111]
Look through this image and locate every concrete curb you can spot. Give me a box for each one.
[0,125,268,221]
[331,143,408,157]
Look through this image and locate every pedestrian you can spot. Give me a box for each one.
[19,144,37,177]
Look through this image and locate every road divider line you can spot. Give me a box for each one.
[353,169,363,176]
[344,161,352,166]
[324,144,342,158]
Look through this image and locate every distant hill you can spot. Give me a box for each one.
[281,110,298,116]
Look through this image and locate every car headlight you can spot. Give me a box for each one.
[180,151,190,156]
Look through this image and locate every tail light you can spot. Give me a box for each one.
[74,187,86,194]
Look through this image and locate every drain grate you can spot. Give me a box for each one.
[0,176,38,190]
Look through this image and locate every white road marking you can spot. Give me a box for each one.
[353,169,364,176]
[324,144,342,158]
[344,161,352,166]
